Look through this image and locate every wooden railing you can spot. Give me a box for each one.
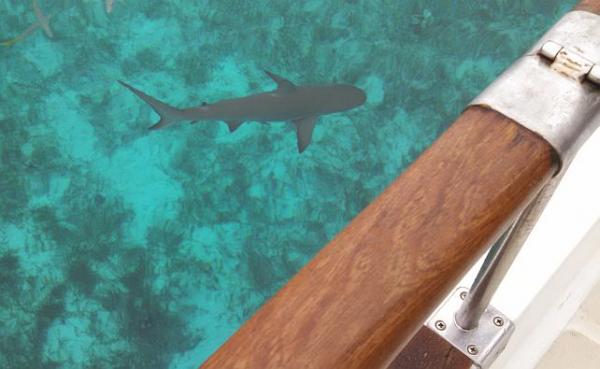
[577,0,600,14]
[198,1,599,368]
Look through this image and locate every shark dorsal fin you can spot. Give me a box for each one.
[265,70,296,93]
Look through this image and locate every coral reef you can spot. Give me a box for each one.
[0,0,576,368]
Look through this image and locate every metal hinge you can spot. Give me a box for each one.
[539,40,600,84]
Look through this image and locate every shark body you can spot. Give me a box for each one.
[119,71,366,152]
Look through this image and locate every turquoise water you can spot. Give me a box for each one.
[0,1,575,368]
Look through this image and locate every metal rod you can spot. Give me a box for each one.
[455,175,562,330]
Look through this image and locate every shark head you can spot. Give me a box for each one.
[328,84,367,112]
[347,85,368,106]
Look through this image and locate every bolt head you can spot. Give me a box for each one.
[467,345,479,355]
[460,291,468,300]
[435,320,446,331]
[493,316,504,327]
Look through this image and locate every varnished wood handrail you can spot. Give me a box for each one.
[199,107,558,369]
[576,0,600,14]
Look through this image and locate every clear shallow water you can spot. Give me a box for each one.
[0,1,575,368]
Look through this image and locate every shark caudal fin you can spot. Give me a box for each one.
[118,80,183,130]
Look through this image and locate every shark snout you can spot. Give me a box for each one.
[340,85,367,108]
[351,86,367,106]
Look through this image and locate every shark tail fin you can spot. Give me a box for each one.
[118,80,183,130]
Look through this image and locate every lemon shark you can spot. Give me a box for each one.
[118,71,366,152]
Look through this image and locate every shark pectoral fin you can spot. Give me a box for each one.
[293,116,319,153]
[264,70,296,93]
[226,120,244,132]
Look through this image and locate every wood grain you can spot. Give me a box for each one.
[387,326,473,369]
[576,0,600,14]
[199,106,558,369]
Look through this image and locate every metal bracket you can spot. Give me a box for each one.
[426,287,514,369]
[469,10,600,171]
[426,175,563,367]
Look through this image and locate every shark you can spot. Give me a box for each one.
[32,0,53,38]
[1,0,54,47]
[118,71,366,153]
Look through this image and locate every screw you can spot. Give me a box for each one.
[435,320,446,331]
[493,316,504,327]
[460,291,468,300]
[467,345,479,355]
